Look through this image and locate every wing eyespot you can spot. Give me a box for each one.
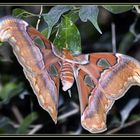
[97,58,111,69]
[33,36,46,49]
[49,64,59,77]
[84,74,95,88]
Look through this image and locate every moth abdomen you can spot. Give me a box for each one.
[60,61,74,91]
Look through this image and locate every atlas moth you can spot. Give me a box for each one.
[0,16,140,133]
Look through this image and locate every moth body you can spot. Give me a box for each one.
[60,61,75,91]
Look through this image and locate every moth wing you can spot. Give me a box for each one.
[74,53,140,133]
[25,26,61,123]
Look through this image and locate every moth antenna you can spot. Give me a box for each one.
[111,23,116,53]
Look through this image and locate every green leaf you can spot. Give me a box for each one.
[41,26,59,37]
[43,6,72,38]
[53,16,82,55]
[65,11,79,23]
[0,42,3,46]
[16,112,38,134]
[102,5,133,14]
[79,6,102,34]
[12,8,37,19]
[129,114,140,121]
[0,82,23,104]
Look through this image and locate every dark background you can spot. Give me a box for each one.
[0,5,140,135]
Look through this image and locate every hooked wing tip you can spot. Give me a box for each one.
[81,119,107,134]
[81,114,107,133]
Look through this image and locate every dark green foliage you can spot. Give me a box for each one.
[12,8,37,19]
[102,5,133,14]
[79,6,102,34]
[0,82,23,104]
[16,112,38,134]
[43,6,72,38]
[53,16,82,55]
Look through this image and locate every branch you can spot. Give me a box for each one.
[58,102,79,121]
[28,124,43,135]
[111,23,116,53]
[106,119,140,134]
[36,5,43,30]
[12,105,23,123]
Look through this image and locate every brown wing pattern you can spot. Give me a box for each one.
[74,53,140,133]
[23,26,61,123]
[0,16,61,123]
